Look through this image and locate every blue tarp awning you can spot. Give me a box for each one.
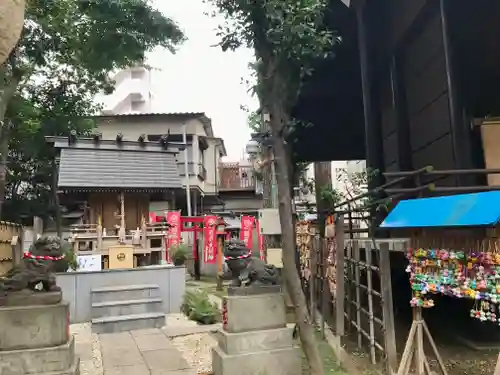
[380,191,500,228]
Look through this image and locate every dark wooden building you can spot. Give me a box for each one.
[294,0,500,187]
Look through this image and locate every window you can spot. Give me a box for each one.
[130,101,142,112]
[199,149,205,166]
[131,70,144,79]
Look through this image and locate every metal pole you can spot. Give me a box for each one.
[183,125,192,216]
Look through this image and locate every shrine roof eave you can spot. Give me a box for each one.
[380,191,500,229]
[57,187,183,194]
[290,0,365,162]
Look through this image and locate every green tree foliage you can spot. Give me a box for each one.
[0,0,186,220]
[247,109,261,132]
[209,1,335,374]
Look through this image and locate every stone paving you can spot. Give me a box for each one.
[72,315,220,375]
[99,329,195,375]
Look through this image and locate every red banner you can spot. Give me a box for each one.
[240,215,255,252]
[165,211,181,263]
[256,220,265,260]
[203,215,217,264]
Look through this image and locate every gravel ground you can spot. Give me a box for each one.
[171,333,218,374]
[70,323,103,375]
[167,313,218,374]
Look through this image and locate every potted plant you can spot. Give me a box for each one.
[169,244,189,266]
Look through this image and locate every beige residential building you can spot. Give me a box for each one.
[95,112,226,216]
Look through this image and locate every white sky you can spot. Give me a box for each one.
[147,0,258,161]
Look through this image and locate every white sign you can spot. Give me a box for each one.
[77,255,102,272]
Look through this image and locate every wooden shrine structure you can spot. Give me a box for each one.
[47,135,183,268]
[380,191,500,375]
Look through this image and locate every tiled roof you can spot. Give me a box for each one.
[58,147,182,190]
[95,112,206,117]
[94,112,215,138]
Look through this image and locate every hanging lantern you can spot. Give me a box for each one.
[0,0,25,65]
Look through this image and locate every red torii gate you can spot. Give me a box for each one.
[150,213,228,279]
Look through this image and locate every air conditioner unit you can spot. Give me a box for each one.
[258,208,281,235]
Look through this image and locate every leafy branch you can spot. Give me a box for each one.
[208,1,337,373]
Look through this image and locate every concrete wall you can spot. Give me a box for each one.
[56,265,185,323]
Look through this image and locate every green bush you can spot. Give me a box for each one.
[54,243,78,272]
[169,244,189,265]
[181,289,219,325]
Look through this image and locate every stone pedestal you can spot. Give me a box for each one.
[212,286,301,375]
[0,301,79,374]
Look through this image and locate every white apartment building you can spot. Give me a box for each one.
[100,65,153,115]
[331,160,367,198]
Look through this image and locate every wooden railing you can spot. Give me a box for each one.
[69,221,170,254]
[0,221,23,276]
[218,163,255,190]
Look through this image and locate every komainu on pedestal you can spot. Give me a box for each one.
[0,236,80,375]
[213,240,300,375]
[223,238,279,287]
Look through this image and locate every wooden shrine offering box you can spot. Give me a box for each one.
[108,245,134,269]
[479,117,500,186]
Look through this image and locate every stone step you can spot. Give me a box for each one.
[92,312,165,334]
[91,284,160,303]
[39,358,80,375]
[91,297,163,319]
[0,337,75,375]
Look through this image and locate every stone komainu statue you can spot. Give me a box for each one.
[0,236,65,296]
[0,0,25,65]
[223,239,279,287]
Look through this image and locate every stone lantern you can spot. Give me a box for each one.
[0,0,25,65]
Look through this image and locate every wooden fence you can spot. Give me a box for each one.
[0,221,23,275]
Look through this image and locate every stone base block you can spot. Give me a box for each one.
[224,293,286,333]
[0,302,69,350]
[217,327,294,355]
[0,337,75,375]
[41,358,80,375]
[212,345,301,375]
[227,285,282,296]
[0,291,62,307]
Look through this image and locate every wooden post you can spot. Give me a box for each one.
[396,308,449,375]
[216,235,223,291]
[10,234,22,267]
[365,241,376,364]
[118,191,126,244]
[335,213,345,337]
[96,215,103,251]
[353,240,362,349]
[141,215,147,249]
[379,242,398,374]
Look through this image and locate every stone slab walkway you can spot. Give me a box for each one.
[99,329,196,375]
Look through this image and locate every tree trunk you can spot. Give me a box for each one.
[0,68,21,218]
[0,125,9,218]
[270,108,325,375]
[0,0,25,65]
[313,162,333,319]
